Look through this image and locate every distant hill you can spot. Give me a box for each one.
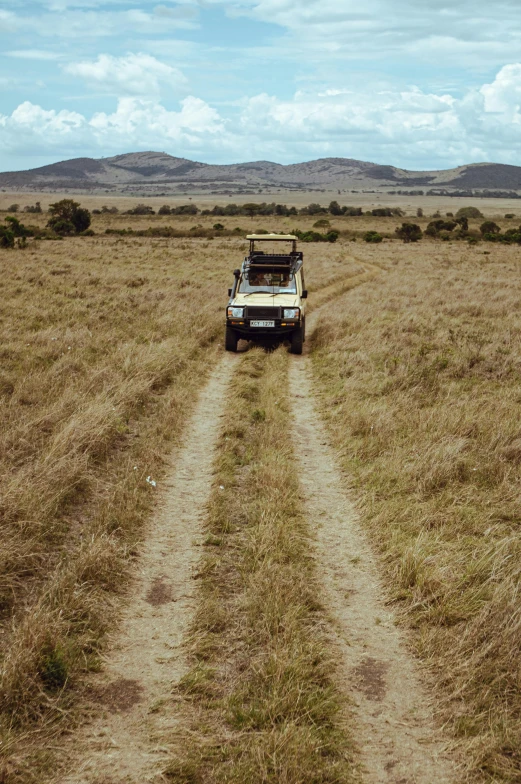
[2,151,521,195]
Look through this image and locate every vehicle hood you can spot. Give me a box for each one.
[232,293,299,308]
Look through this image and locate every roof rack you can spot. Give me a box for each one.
[242,234,303,276]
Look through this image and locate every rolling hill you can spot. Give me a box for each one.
[1,151,521,195]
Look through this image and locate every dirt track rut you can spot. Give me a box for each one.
[57,355,237,784]
[289,309,458,784]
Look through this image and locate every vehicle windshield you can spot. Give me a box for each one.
[238,270,297,294]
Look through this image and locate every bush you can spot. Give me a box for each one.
[313,219,331,228]
[456,206,484,219]
[24,202,42,214]
[213,223,224,230]
[480,221,501,236]
[158,205,171,215]
[49,219,75,236]
[124,203,155,215]
[293,228,338,243]
[364,231,383,243]
[7,204,19,213]
[0,226,15,248]
[5,216,33,238]
[425,220,457,237]
[47,199,91,234]
[395,223,422,243]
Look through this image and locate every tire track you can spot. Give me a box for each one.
[55,355,238,784]
[288,307,459,783]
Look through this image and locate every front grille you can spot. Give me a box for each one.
[244,306,281,319]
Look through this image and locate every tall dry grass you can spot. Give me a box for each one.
[311,241,521,782]
[167,348,357,784]
[0,224,363,776]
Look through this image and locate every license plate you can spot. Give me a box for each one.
[250,320,275,327]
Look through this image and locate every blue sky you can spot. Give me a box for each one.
[2,0,521,171]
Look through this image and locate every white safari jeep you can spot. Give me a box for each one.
[225,234,308,354]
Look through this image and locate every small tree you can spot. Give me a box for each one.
[364,230,383,243]
[47,199,91,234]
[328,200,342,216]
[7,204,19,213]
[416,207,423,218]
[395,223,423,243]
[0,226,15,248]
[456,206,483,220]
[480,220,501,236]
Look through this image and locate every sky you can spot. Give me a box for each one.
[2,0,521,172]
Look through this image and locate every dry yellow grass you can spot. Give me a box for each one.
[167,348,356,784]
[0,220,362,778]
[311,241,521,782]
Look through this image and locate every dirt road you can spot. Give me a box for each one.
[56,356,237,784]
[54,278,458,784]
[289,309,458,782]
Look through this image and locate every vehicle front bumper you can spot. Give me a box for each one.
[226,318,300,337]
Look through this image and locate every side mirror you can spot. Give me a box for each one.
[301,289,308,299]
[228,288,232,297]
[233,268,240,278]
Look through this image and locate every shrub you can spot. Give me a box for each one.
[328,201,342,216]
[456,206,484,219]
[213,223,224,230]
[24,202,42,214]
[480,221,501,236]
[364,231,383,243]
[124,204,155,215]
[416,208,423,218]
[292,228,339,243]
[425,220,457,237]
[505,213,515,219]
[5,216,33,238]
[158,205,171,215]
[313,219,331,228]
[47,199,91,234]
[49,219,75,236]
[7,204,19,213]
[395,223,422,243]
[0,226,15,248]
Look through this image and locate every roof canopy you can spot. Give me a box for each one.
[246,234,297,241]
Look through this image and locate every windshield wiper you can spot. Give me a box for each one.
[242,290,271,297]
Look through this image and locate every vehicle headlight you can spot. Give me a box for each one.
[283,308,300,319]
[228,306,244,318]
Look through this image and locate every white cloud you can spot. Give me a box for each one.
[481,64,521,114]
[5,49,62,60]
[4,64,521,169]
[64,53,188,97]
[0,6,198,39]
[0,96,230,161]
[90,96,225,141]
[202,0,521,69]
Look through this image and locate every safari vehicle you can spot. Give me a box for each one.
[225,234,308,354]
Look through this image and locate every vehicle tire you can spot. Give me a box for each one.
[290,326,303,355]
[225,326,239,352]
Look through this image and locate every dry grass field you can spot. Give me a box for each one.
[312,242,521,782]
[3,201,521,782]
[0,217,363,779]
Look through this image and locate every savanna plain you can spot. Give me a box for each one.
[1,203,521,784]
